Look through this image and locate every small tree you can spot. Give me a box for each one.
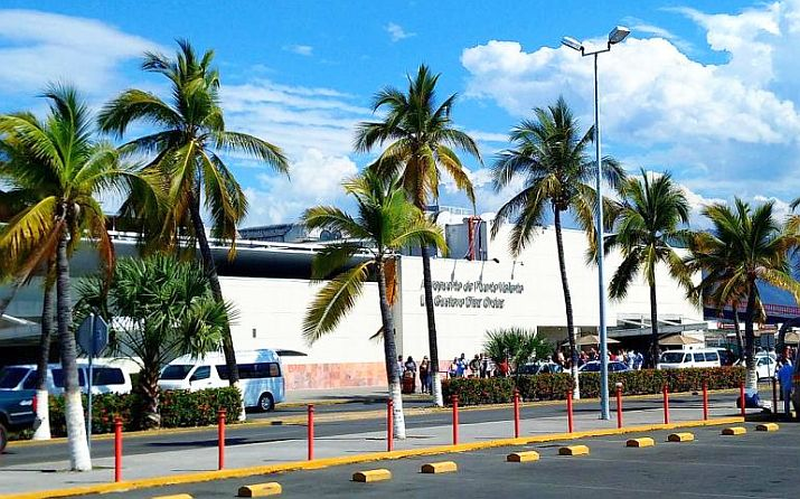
[76,255,230,428]
[483,327,553,374]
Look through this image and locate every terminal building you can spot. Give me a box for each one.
[0,208,705,391]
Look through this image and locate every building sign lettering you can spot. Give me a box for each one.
[420,280,524,309]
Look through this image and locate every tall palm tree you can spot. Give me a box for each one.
[0,85,147,470]
[491,97,624,398]
[606,169,694,366]
[302,170,446,439]
[354,64,480,407]
[98,40,289,395]
[686,199,800,390]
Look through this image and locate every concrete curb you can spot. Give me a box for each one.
[7,388,742,449]
[0,416,743,499]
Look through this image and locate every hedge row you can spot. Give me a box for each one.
[442,367,745,406]
[44,387,242,437]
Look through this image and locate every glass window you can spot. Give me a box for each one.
[0,367,29,389]
[705,352,719,362]
[160,365,194,380]
[93,368,125,385]
[190,366,211,381]
[693,353,705,362]
[216,365,230,380]
[220,362,281,379]
[660,352,685,363]
[22,372,37,389]
[52,368,86,388]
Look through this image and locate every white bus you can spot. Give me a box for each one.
[158,349,285,411]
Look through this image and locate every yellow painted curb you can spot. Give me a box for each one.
[420,461,458,474]
[237,482,282,497]
[352,469,391,483]
[668,432,695,442]
[559,445,589,456]
[721,426,747,436]
[506,451,540,462]
[1,416,743,499]
[756,423,779,432]
[152,495,193,499]
[626,437,654,448]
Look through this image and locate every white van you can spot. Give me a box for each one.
[158,349,285,411]
[0,363,132,395]
[657,349,721,370]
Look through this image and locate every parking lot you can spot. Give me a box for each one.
[89,422,798,499]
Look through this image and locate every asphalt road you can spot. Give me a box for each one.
[86,423,799,499]
[0,392,736,468]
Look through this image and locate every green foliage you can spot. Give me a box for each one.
[442,367,745,406]
[483,327,553,371]
[42,387,242,437]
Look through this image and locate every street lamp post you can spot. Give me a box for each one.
[562,26,630,421]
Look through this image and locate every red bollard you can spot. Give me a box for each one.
[114,416,122,482]
[616,385,623,429]
[702,382,709,421]
[513,389,520,438]
[740,382,746,418]
[217,409,226,470]
[663,385,670,424]
[307,404,315,460]
[387,398,394,452]
[566,390,574,433]
[452,395,459,445]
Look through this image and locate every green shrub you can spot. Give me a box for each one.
[40,387,242,437]
[442,367,745,406]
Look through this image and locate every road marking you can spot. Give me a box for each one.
[420,461,458,474]
[352,469,391,482]
[506,451,540,462]
[237,482,282,497]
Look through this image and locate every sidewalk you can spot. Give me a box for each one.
[283,386,393,405]
[0,400,746,497]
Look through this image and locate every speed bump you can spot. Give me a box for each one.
[756,423,779,432]
[558,445,589,456]
[152,495,193,499]
[237,482,282,497]
[626,437,655,448]
[667,432,695,442]
[352,469,392,483]
[420,461,458,474]
[721,426,747,436]
[506,451,540,462]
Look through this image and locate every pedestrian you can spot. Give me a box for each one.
[498,358,510,377]
[404,356,417,393]
[419,356,431,394]
[480,354,488,378]
[777,357,794,416]
[469,354,481,377]
[448,358,459,378]
[457,353,468,377]
[634,351,644,370]
[396,355,404,377]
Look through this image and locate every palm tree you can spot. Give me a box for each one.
[98,40,289,395]
[76,255,229,428]
[354,64,480,407]
[483,327,553,375]
[686,199,800,390]
[0,85,147,470]
[606,169,694,366]
[302,170,446,439]
[491,96,624,397]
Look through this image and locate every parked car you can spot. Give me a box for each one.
[0,389,38,453]
[579,361,630,372]
[733,353,777,381]
[158,349,285,412]
[0,363,131,395]
[657,349,721,370]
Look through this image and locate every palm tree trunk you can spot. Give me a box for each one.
[649,280,659,368]
[376,257,406,439]
[744,284,758,392]
[420,243,443,407]
[733,308,744,362]
[138,361,161,429]
[188,198,243,420]
[32,279,55,441]
[554,209,579,398]
[56,229,91,471]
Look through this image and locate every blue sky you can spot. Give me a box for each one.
[1,0,798,227]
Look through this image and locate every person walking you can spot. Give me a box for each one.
[777,357,794,417]
[419,356,431,394]
[404,356,418,393]
[469,354,481,377]
[480,354,488,378]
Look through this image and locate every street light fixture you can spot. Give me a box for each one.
[561,26,630,421]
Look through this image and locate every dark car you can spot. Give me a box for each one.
[0,389,37,452]
[579,361,630,372]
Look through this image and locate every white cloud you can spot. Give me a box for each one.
[460,2,800,200]
[284,44,313,56]
[0,9,160,95]
[385,22,416,42]
[242,149,358,226]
